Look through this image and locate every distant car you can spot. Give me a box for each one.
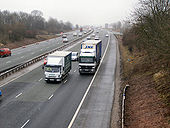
[22,46,26,48]
[44,58,47,65]
[78,33,83,37]
[0,90,2,100]
[42,58,47,69]
[96,31,99,33]
[84,31,87,34]
[87,36,91,40]
[105,34,109,37]
[62,34,67,38]
[0,48,11,57]
[73,32,77,36]
[94,36,99,40]
[71,52,79,61]
[63,38,68,43]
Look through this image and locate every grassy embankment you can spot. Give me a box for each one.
[116,35,170,128]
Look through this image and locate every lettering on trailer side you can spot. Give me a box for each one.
[82,44,95,49]
[85,46,93,49]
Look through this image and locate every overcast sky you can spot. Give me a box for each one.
[0,0,138,26]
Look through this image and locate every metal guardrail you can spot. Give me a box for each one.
[122,84,129,128]
[0,30,93,81]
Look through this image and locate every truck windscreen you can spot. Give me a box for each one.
[45,65,60,73]
[79,57,94,63]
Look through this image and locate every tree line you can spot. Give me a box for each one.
[0,10,73,43]
[123,0,170,67]
[122,0,170,108]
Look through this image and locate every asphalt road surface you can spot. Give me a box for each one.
[0,29,113,128]
[0,30,80,72]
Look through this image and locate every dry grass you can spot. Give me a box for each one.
[116,35,170,128]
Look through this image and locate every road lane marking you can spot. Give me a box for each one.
[64,80,67,83]
[21,119,30,128]
[15,93,22,98]
[21,56,24,58]
[67,33,111,128]
[31,52,34,54]
[74,70,76,72]
[40,49,43,51]
[38,78,43,81]
[6,61,11,64]
[0,31,90,88]
[48,94,53,100]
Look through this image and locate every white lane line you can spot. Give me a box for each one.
[74,70,76,72]
[21,119,30,128]
[21,56,24,58]
[38,78,43,81]
[67,33,111,128]
[0,31,90,89]
[40,49,43,51]
[64,80,67,83]
[6,61,11,64]
[48,94,54,100]
[15,93,22,98]
[31,52,34,54]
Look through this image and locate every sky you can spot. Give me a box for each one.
[0,0,138,26]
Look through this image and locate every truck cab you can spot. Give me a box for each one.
[44,51,72,82]
[44,58,63,82]
[79,50,96,74]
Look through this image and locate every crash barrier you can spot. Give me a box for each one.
[122,84,129,128]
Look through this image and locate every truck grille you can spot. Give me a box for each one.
[81,66,93,69]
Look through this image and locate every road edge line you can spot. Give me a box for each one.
[67,32,111,128]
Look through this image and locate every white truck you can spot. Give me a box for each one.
[44,51,72,82]
[79,40,102,74]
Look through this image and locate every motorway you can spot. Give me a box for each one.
[0,30,80,72]
[0,29,112,128]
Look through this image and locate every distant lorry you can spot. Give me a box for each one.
[79,40,102,74]
[44,51,72,82]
